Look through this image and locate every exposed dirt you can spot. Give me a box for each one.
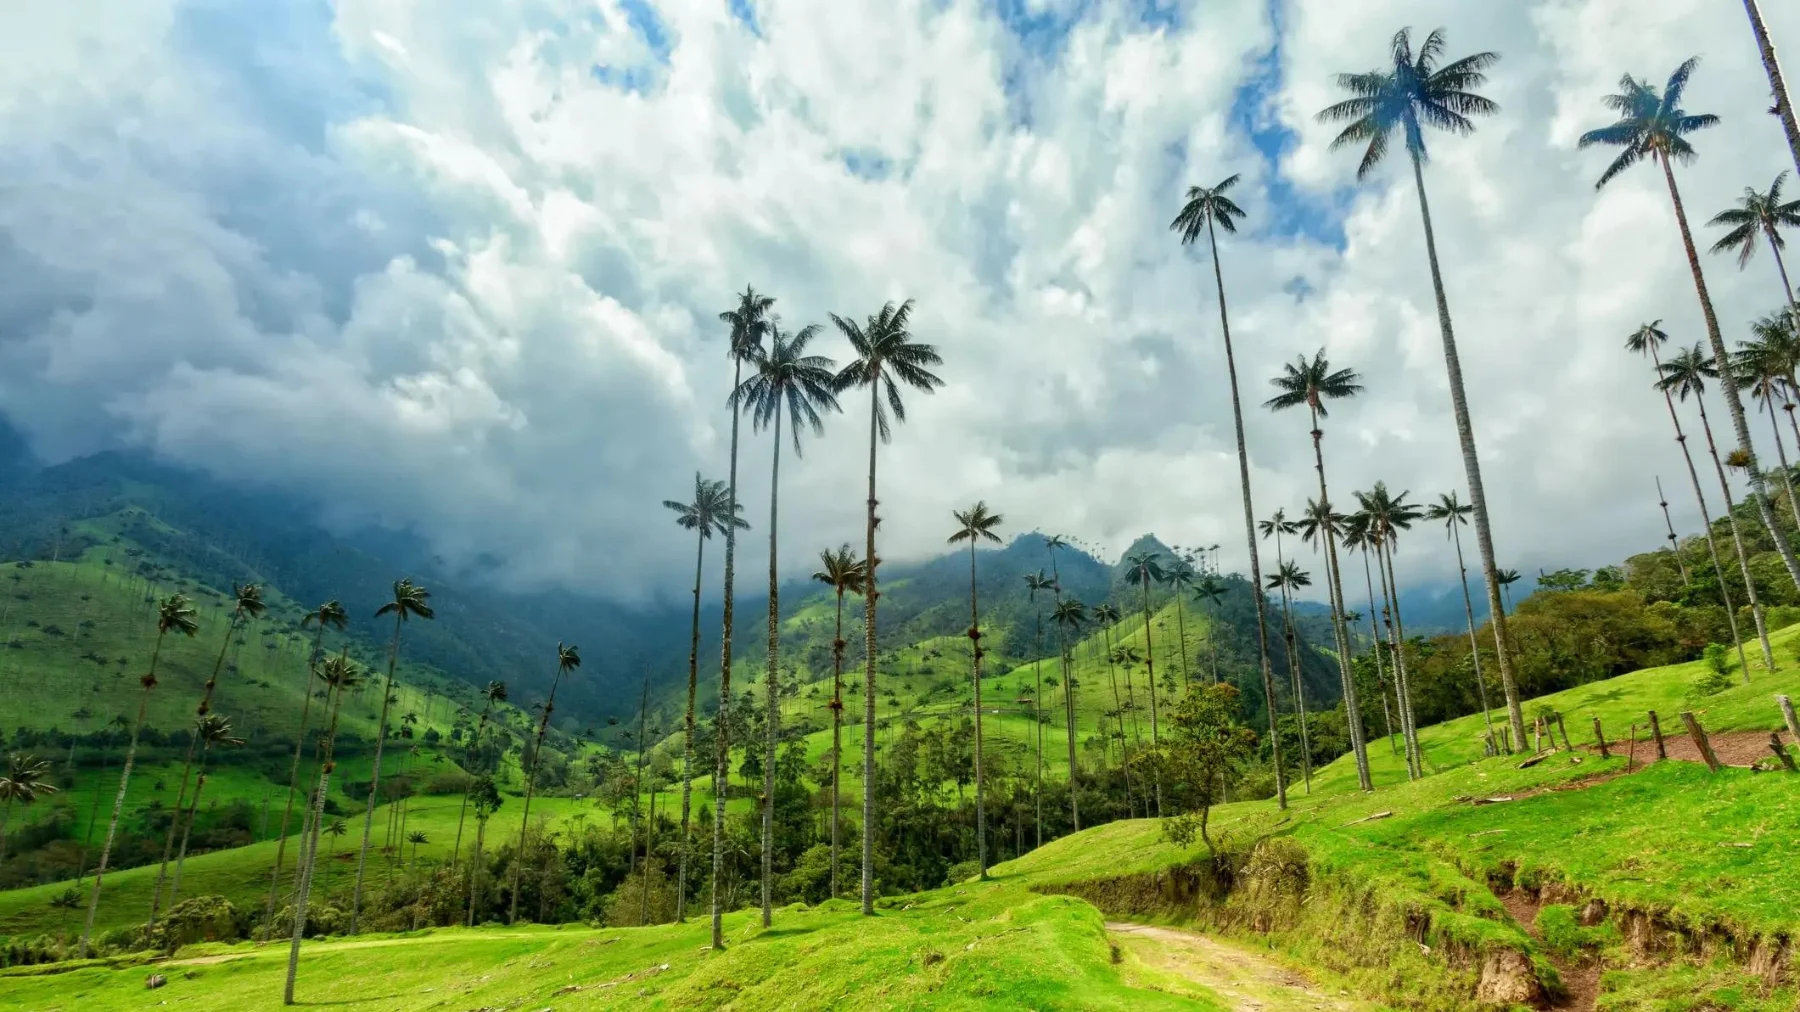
[1578,728,1789,768]
[1106,921,1375,1011]
[1497,890,1599,1012]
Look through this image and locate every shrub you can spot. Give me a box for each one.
[147,895,242,952]
[1690,644,1733,698]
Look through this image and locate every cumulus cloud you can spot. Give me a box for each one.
[0,0,1796,604]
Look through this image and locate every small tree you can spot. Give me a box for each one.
[1161,684,1257,855]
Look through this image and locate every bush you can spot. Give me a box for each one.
[942,860,980,887]
[147,895,242,952]
[1690,644,1734,698]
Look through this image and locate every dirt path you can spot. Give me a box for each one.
[1106,922,1374,1011]
[1496,892,1598,1011]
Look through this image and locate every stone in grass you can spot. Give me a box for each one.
[145,973,167,990]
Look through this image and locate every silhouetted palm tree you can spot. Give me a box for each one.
[1022,570,1055,846]
[1340,523,1399,756]
[1318,26,1525,752]
[0,754,58,866]
[1734,332,1800,528]
[453,681,506,870]
[510,642,581,923]
[82,593,196,956]
[1162,556,1198,688]
[813,545,865,895]
[263,599,349,940]
[406,831,428,867]
[1354,484,1425,776]
[664,473,746,919]
[1092,602,1138,816]
[1265,560,1313,792]
[832,298,943,916]
[1050,597,1088,828]
[1123,551,1166,816]
[948,502,1003,878]
[352,579,434,932]
[1171,172,1284,810]
[284,653,362,1004]
[1424,493,1498,751]
[168,713,244,904]
[1710,172,1800,315]
[1581,57,1800,598]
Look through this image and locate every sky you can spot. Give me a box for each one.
[2,0,1799,607]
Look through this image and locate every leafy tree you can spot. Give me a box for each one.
[510,642,581,923]
[812,545,864,896]
[1170,172,1285,810]
[285,654,364,1004]
[263,599,348,940]
[1424,493,1498,749]
[1317,26,1525,753]
[831,298,943,916]
[1162,684,1257,855]
[947,502,1003,878]
[0,753,58,866]
[352,578,434,932]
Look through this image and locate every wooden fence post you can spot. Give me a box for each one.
[1533,717,1544,754]
[1554,712,1573,751]
[1592,717,1610,759]
[1647,710,1667,760]
[1679,711,1723,773]
[1779,695,1800,746]
[1627,723,1638,771]
[1770,733,1798,773]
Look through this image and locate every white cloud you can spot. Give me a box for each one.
[0,0,1797,607]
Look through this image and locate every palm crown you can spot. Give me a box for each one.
[303,599,348,634]
[1354,483,1422,543]
[1577,57,1719,189]
[158,594,200,640]
[1170,174,1248,243]
[1093,602,1121,625]
[664,472,749,540]
[231,583,267,621]
[1192,576,1226,607]
[318,655,363,693]
[484,680,508,704]
[1023,571,1055,598]
[195,714,245,750]
[813,545,867,596]
[1267,560,1311,591]
[1051,598,1088,632]
[948,502,1005,548]
[733,321,841,453]
[1316,27,1499,180]
[376,579,434,623]
[556,642,581,677]
[1424,491,1473,534]
[0,754,58,805]
[1625,320,1670,359]
[1708,171,1800,267]
[1295,498,1349,547]
[1257,509,1296,541]
[1265,350,1363,416]
[831,300,944,443]
[1656,343,1720,402]
[1123,551,1165,587]
[720,286,775,361]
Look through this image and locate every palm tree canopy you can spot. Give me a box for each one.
[0,754,58,804]
[948,502,1005,547]
[1093,602,1122,624]
[1656,342,1721,401]
[1316,27,1500,180]
[485,680,508,704]
[1707,171,1800,267]
[231,583,267,620]
[406,830,428,845]
[1193,576,1227,606]
[303,600,349,632]
[194,714,245,749]
[1023,570,1055,597]
[1258,509,1297,540]
[1051,598,1089,631]
[556,642,581,675]
[1123,551,1166,587]
[1354,482,1424,544]
[1267,560,1312,590]
[375,578,434,622]
[733,322,841,454]
[1295,498,1349,547]
[1625,320,1670,358]
[1577,57,1719,189]
[318,655,365,692]
[1424,491,1473,535]
[720,286,775,361]
[1732,332,1791,401]
[1170,174,1248,242]
[1497,568,1522,586]
[813,544,867,596]
[1265,349,1364,416]
[1163,557,1197,590]
[157,594,201,639]
[831,300,944,443]
[664,472,750,540]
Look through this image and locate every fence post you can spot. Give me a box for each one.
[1627,723,1638,771]
[1533,717,1544,754]
[1647,710,1667,760]
[1779,695,1800,746]
[1554,712,1574,751]
[1592,717,1610,759]
[1679,711,1723,773]
[1771,733,1798,773]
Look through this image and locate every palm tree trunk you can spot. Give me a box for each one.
[1204,219,1286,809]
[1303,404,1372,788]
[1741,0,1800,179]
[451,702,490,870]
[81,636,162,957]
[1136,582,1162,818]
[1172,594,1190,689]
[1374,539,1414,773]
[466,820,485,927]
[830,589,844,896]
[509,670,563,924]
[170,758,213,905]
[1656,476,1693,585]
[264,622,329,940]
[351,610,405,934]
[860,375,880,918]
[1450,523,1498,751]
[966,542,988,878]
[1763,393,1800,532]
[1661,152,1800,598]
[1358,549,1399,756]
[1100,630,1129,820]
[285,675,345,1004]
[1407,152,1528,751]
[1692,393,1775,678]
[677,533,704,921]
[761,416,782,928]
[1045,550,1080,829]
[1101,621,1137,818]
[1031,604,1044,847]
[1380,540,1422,778]
[713,355,746,947]
[1060,631,1080,829]
[1650,347,1751,675]
[1276,584,1311,792]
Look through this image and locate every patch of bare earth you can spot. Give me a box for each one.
[1497,890,1599,1012]
[1106,921,1374,1011]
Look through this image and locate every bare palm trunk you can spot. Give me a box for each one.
[466,820,485,928]
[1275,583,1311,793]
[1656,476,1692,585]
[350,610,405,933]
[1449,523,1498,750]
[677,534,704,921]
[1692,393,1774,678]
[509,668,564,924]
[1172,595,1191,689]
[860,376,881,917]
[713,357,745,947]
[965,542,988,878]
[1661,153,1800,599]
[283,681,345,1006]
[452,701,492,869]
[1136,582,1162,818]
[1763,392,1800,533]
[1030,604,1044,847]
[170,756,215,906]
[761,416,782,927]
[1101,621,1137,818]
[1100,630,1130,819]
[1205,218,1285,809]
[1302,403,1372,788]
[1380,540,1422,778]
[1046,549,1079,830]
[1407,152,1527,752]
[830,589,845,896]
[264,622,329,941]
[1740,0,1800,178]
[81,645,160,957]
[1358,549,1400,757]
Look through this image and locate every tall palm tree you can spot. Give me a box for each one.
[1354,484,1425,776]
[1022,571,1055,847]
[664,473,746,920]
[263,599,349,940]
[1497,569,1522,613]
[1264,351,1372,790]
[709,285,771,948]
[1628,321,1749,674]
[406,830,428,868]
[1734,0,1800,179]
[1264,561,1313,792]
[463,777,501,930]
[509,641,581,923]
[1734,333,1800,529]
[1171,172,1284,810]
[1191,577,1225,685]
[1751,309,1800,453]
[947,503,1003,878]
[1658,344,1774,677]
[832,298,943,916]
[81,593,196,957]
[167,714,244,905]
[1122,551,1166,816]
[0,754,58,866]
[1710,172,1800,316]
[351,578,434,932]
[1654,476,1693,585]
[1318,26,1525,753]
[453,681,506,870]
[149,582,265,928]
[1049,597,1088,828]
[812,546,865,896]
[736,320,840,926]
[1581,57,1800,599]
[1340,523,1398,756]
[1424,493,1499,751]
[1092,602,1138,816]
[1162,556,1198,688]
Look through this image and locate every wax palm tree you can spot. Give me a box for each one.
[1171,172,1284,810]
[1581,57,1800,599]
[1734,333,1800,529]
[1264,352,1372,789]
[149,582,265,928]
[81,593,196,956]
[507,641,580,923]
[1050,597,1088,828]
[1654,475,1692,585]
[736,321,839,926]
[1318,26,1524,753]
[813,546,865,895]
[168,714,245,905]
[1751,309,1800,453]
[452,681,506,870]
[708,285,771,948]
[1264,561,1313,792]
[1092,602,1138,815]
[1424,493,1498,750]
[1354,484,1425,776]
[351,579,434,932]
[1627,322,1749,674]
[406,831,428,868]
[1734,0,1800,179]
[664,473,746,919]
[1122,552,1166,816]
[832,298,943,916]
[0,754,58,866]
[1340,522,1398,756]
[1497,569,1522,613]
[947,503,1003,878]
[1162,556,1198,688]
[284,653,362,1004]
[263,599,349,940]
[1256,512,1302,751]
[1022,571,1055,847]
[1709,172,1800,312]
[463,777,502,930]
[1191,577,1225,685]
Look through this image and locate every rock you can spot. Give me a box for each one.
[1578,899,1608,927]
[1474,949,1542,1005]
[145,973,167,989]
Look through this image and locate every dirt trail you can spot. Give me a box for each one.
[1496,891,1598,1012]
[1106,922,1374,1012]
